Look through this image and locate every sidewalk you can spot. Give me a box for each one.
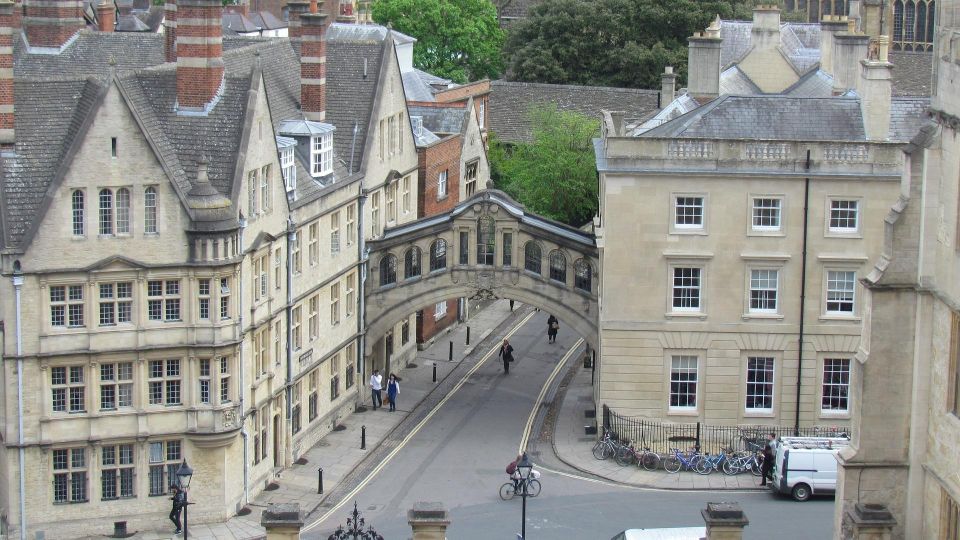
[116,299,521,540]
[551,363,766,491]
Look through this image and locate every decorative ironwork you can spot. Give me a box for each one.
[327,502,384,540]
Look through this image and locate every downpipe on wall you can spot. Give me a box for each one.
[13,265,25,540]
[238,218,250,505]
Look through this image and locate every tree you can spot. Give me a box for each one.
[504,0,765,89]
[371,0,504,83]
[490,104,599,227]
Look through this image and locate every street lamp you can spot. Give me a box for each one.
[176,460,194,539]
[327,501,384,540]
[517,453,532,539]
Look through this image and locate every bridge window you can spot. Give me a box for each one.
[549,251,567,283]
[502,233,513,266]
[404,247,422,279]
[477,216,495,265]
[430,239,447,271]
[459,231,469,265]
[379,255,397,286]
[574,259,592,292]
[524,242,542,274]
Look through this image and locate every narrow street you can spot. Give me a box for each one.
[302,309,835,539]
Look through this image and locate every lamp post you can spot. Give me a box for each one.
[176,460,194,539]
[327,501,384,540]
[517,453,532,539]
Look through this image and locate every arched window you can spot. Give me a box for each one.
[476,215,495,265]
[524,242,542,274]
[429,239,447,271]
[549,250,566,283]
[927,1,935,43]
[71,190,85,236]
[144,187,158,233]
[379,255,397,286]
[904,0,916,42]
[404,247,421,279]
[916,2,927,46]
[575,259,592,292]
[99,189,113,235]
[893,0,904,44]
[116,188,131,234]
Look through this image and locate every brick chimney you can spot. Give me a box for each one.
[164,0,176,62]
[857,35,892,140]
[300,12,327,121]
[287,0,310,39]
[23,0,84,50]
[176,0,224,113]
[322,0,336,29]
[97,0,114,32]
[686,18,722,101]
[0,0,14,148]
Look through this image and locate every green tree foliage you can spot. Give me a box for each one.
[504,0,766,89]
[490,104,600,227]
[371,0,504,83]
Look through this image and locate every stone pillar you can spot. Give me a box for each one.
[832,31,870,92]
[660,66,676,104]
[819,17,849,79]
[702,502,749,540]
[858,36,892,140]
[408,502,450,540]
[261,503,304,540]
[686,22,722,101]
[843,503,896,540]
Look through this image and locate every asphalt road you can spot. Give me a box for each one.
[304,310,835,540]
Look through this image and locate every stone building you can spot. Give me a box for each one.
[593,5,927,430]
[0,2,419,537]
[833,0,960,537]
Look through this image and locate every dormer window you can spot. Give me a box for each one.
[311,134,333,177]
[281,146,296,191]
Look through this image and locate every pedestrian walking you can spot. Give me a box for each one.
[386,373,400,412]
[498,339,514,374]
[547,315,559,343]
[169,484,185,535]
[369,369,383,410]
[760,432,777,486]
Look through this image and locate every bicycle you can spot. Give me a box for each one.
[662,447,703,474]
[592,428,624,460]
[614,443,661,471]
[499,475,542,500]
[721,451,763,476]
[694,448,730,475]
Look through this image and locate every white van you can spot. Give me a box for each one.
[610,527,707,540]
[770,436,850,501]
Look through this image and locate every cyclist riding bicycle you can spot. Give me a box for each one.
[506,454,522,491]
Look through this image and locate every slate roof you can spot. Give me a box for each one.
[889,52,933,96]
[223,12,262,34]
[2,78,106,247]
[408,105,467,135]
[782,68,834,97]
[116,14,151,32]
[719,66,762,96]
[889,96,931,142]
[489,80,659,143]
[402,70,437,102]
[719,20,820,73]
[641,95,865,141]
[14,30,165,81]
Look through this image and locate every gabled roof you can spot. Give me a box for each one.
[249,11,285,31]
[223,12,262,34]
[641,94,865,141]
[719,20,821,73]
[278,119,335,137]
[489,80,659,144]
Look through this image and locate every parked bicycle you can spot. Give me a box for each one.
[721,450,764,476]
[614,443,661,471]
[662,447,703,474]
[694,448,731,475]
[499,473,542,500]
[592,428,626,460]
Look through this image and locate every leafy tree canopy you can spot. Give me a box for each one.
[490,104,599,227]
[371,0,505,83]
[504,0,769,89]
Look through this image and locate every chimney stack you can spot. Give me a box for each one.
[287,0,310,39]
[300,12,327,121]
[0,0,14,148]
[176,0,224,113]
[751,4,781,50]
[97,0,114,32]
[819,16,849,78]
[832,29,870,93]
[164,0,176,62]
[323,0,336,29]
[23,0,83,50]
[858,35,892,140]
[686,18,722,101]
[660,66,676,104]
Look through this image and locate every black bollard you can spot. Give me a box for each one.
[317,467,324,494]
[433,362,437,383]
[509,299,514,311]
[448,341,453,361]
[361,425,366,450]
[466,326,471,345]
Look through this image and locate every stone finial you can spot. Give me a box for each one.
[702,502,749,540]
[408,502,450,540]
[844,503,896,540]
[261,503,304,540]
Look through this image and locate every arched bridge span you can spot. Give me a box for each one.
[364,190,599,357]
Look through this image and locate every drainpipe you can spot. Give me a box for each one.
[285,218,296,464]
[357,185,368,383]
[795,151,811,436]
[13,266,25,540]
[238,218,249,505]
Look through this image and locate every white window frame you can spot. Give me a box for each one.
[434,300,448,320]
[437,170,448,199]
[346,203,356,245]
[330,211,341,255]
[748,268,779,314]
[308,294,319,341]
[281,146,296,191]
[824,269,857,316]
[671,193,706,233]
[311,134,333,177]
[749,195,783,234]
[98,282,133,326]
[72,189,85,236]
[826,197,861,235]
[744,356,775,414]
[346,272,356,317]
[99,361,133,411]
[668,354,699,413]
[669,265,703,314]
[50,284,85,328]
[144,186,158,234]
[330,282,341,326]
[402,175,411,214]
[820,357,852,416]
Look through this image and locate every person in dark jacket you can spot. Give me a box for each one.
[386,373,400,412]
[547,315,559,343]
[760,432,777,486]
[169,484,186,534]
[499,339,514,374]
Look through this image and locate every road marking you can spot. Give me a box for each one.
[302,309,538,533]
[518,338,584,455]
